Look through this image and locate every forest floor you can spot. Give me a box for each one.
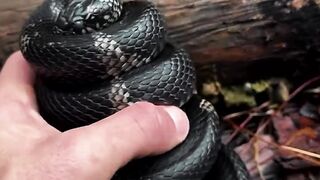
[199,72,320,180]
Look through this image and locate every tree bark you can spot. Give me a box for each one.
[0,0,319,81]
[0,0,42,64]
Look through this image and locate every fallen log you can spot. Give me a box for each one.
[0,0,319,82]
[0,0,42,64]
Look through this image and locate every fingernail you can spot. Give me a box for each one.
[162,106,189,142]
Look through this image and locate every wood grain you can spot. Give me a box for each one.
[0,0,42,64]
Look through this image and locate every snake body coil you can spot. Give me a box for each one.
[20,0,250,179]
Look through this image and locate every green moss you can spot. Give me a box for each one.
[246,80,270,93]
[200,78,291,107]
[221,87,257,107]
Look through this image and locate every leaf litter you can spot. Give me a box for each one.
[210,75,320,180]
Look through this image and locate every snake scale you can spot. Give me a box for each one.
[19,0,250,179]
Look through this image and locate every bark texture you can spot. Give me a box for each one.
[0,0,42,64]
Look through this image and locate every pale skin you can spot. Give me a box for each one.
[0,51,190,180]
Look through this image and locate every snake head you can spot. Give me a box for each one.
[57,0,123,34]
[56,14,86,34]
[72,17,86,34]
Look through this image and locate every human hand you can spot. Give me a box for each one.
[0,51,189,180]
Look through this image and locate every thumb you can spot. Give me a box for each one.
[64,102,189,179]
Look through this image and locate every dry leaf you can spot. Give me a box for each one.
[235,135,278,180]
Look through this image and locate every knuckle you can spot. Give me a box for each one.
[129,102,171,138]
[127,102,161,135]
[133,101,158,116]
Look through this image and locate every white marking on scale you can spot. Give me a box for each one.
[128,53,138,64]
[117,104,127,110]
[103,38,110,43]
[120,56,126,62]
[114,95,123,101]
[96,23,100,29]
[127,102,134,106]
[200,99,215,112]
[122,97,128,103]
[111,83,121,93]
[124,92,130,98]
[118,88,124,95]
[115,47,123,58]
[86,27,94,32]
[108,67,117,75]
[123,92,130,103]
[94,41,101,48]
[145,56,151,63]
[136,58,144,67]
[108,45,115,51]
[100,43,108,49]
[131,58,139,66]
[122,63,130,70]
[110,40,117,45]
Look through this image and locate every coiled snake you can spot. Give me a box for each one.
[19,0,250,179]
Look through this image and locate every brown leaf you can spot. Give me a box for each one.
[272,113,320,169]
[235,135,278,180]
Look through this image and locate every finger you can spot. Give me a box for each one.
[0,51,36,109]
[65,102,189,178]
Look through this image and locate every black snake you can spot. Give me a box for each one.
[19,0,250,179]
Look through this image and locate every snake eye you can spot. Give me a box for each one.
[56,16,69,30]
[74,20,83,29]
[73,20,84,33]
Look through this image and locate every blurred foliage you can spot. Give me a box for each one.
[200,79,290,108]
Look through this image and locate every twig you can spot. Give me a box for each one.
[230,121,320,166]
[279,75,320,110]
[225,101,270,144]
[280,145,320,159]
